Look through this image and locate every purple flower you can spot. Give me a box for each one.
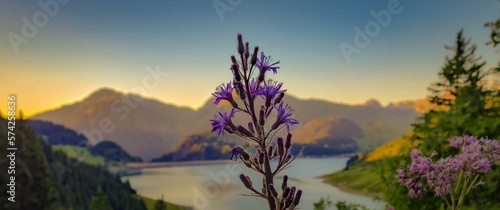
[230,147,245,160]
[408,149,432,175]
[212,82,238,108]
[387,206,395,210]
[397,168,427,198]
[271,102,299,132]
[482,138,500,162]
[248,78,260,97]
[399,136,500,200]
[426,157,459,197]
[210,108,236,135]
[255,80,286,107]
[256,52,280,74]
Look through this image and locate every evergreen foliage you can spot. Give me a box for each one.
[89,187,112,210]
[154,195,167,210]
[380,28,500,209]
[0,116,148,210]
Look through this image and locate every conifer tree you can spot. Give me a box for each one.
[154,194,167,210]
[412,29,494,156]
[89,187,112,210]
[0,116,59,210]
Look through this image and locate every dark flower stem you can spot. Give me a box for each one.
[241,49,276,209]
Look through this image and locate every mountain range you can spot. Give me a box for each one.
[31,87,426,161]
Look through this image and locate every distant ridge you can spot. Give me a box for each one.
[31,87,423,161]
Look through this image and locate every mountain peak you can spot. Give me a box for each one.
[364,98,382,107]
[90,87,122,96]
[85,87,124,100]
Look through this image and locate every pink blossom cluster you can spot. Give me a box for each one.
[397,135,500,198]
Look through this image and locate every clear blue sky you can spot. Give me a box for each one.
[1,0,499,116]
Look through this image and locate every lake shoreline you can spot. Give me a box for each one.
[318,174,382,199]
[126,154,355,169]
[123,157,385,210]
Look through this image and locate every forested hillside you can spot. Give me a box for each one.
[0,116,147,210]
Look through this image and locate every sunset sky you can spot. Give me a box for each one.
[1,0,499,117]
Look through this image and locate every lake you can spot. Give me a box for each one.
[122,157,385,210]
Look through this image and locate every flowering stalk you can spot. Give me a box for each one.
[210,33,302,210]
[397,135,500,210]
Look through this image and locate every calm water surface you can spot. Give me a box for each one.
[123,157,385,210]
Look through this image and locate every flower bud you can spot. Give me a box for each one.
[224,126,234,134]
[284,195,293,209]
[259,106,265,126]
[237,125,254,138]
[281,175,288,190]
[229,99,239,109]
[282,187,290,198]
[240,151,250,161]
[285,133,292,149]
[258,69,265,83]
[248,122,255,134]
[243,159,252,168]
[293,190,302,206]
[268,146,273,157]
[265,96,272,108]
[231,55,238,65]
[277,137,284,156]
[237,83,246,100]
[244,42,250,59]
[289,186,296,198]
[232,64,241,81]
[239,174,253,189]
[237,33,244,55]
[274,92,285,104]
[250,46,259,66]
[271,121,280,131]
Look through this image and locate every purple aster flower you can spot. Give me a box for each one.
[230,147,245,160]
[271,102,299,132]
[256,52,280,74]
[255,79,286,107]
[212,82,238,108]
[248,78,260,97]
[210,108,236,135]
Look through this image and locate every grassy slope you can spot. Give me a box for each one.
[140,196,192,210]
[364,132,416,161]
[52,145,106,165]
[321,132,416,198]
[320,161,384,199]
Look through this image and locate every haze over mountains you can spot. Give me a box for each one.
[31,87,425,161]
